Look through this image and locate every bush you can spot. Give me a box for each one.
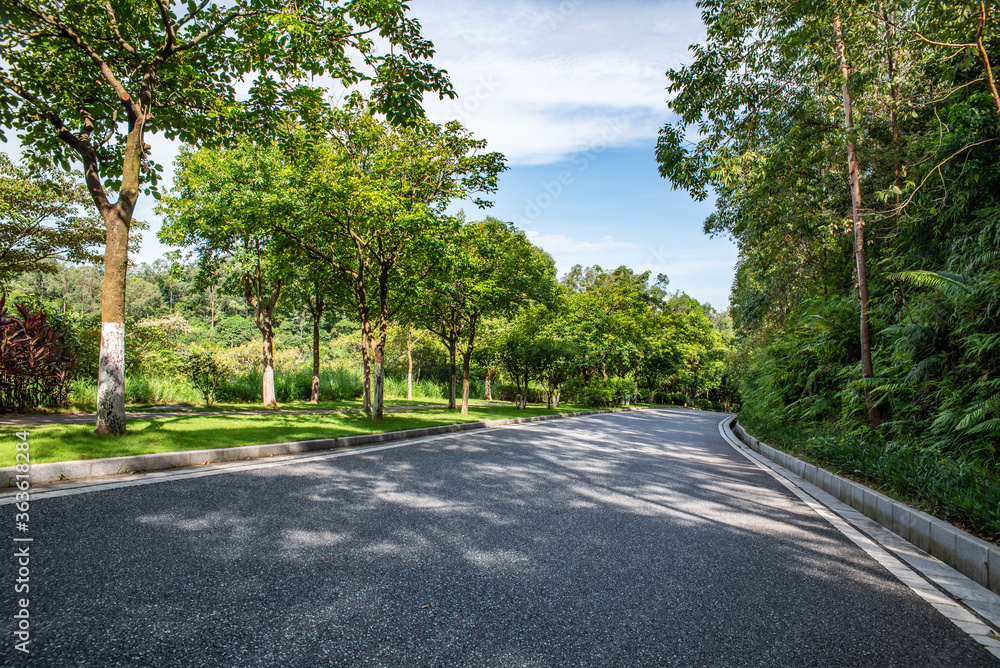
[182,350,225,406]
[652,391,689,406]
[582,377,638,408]
[494,383,548,404]
[0,298,75,412]
[693,397,714,410]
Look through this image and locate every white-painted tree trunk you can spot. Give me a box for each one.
[95,322,126,435]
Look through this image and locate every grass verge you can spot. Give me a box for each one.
[0,405,593,467]
[738,413,1000,544]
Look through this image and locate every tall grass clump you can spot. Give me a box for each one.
[383,377,447,400]
[70,374,201,406]
[216,367,364,403]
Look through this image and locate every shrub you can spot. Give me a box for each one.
[495,383,548,404]
[652,391,688,406]
[582,377,638,408]
[182,350,225,406]
[0,298,75,412]
[693,397,714,411]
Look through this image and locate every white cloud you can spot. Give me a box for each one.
[525,230,635,254]
[412,0,704,164]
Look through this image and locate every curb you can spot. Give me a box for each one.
[731,420,1000,595]
[4,406,661,487]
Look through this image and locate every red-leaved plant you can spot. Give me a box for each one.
[0,296,76,412]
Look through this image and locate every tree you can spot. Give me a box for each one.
[0,153,103,291]
[560,265,654,384]
[159,143,292,407]
[1,0,454,434]
[418,217,556,413]
[276,106,505,419]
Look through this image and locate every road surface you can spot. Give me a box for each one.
[3,408,996,666]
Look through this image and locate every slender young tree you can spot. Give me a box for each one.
[159,143,292,406]
[834,10,881,428]
[275,106,505,419]
[419,218,556,413]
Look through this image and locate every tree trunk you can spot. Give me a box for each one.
[448,337,458,410]
[459,320,478,414]
[94,115,144,435]
[361,327,372,414]
[372,335,385,420]
[262,326,277,407]
[311,316,321,404]
[460,349,472,414]
[94,205,131,435]
[309,291,324,404]
[834,12,881,429]
[407,326,414,400]
[484,368,493,401]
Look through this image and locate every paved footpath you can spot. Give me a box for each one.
[2,408,997,666]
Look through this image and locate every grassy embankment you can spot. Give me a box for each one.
[739,412,1000,544]
[0,405,595,467]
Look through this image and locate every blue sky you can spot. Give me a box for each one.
[3,0,738,308]
[412,0,738,308]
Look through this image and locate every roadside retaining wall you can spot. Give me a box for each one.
[731,420,1000,595]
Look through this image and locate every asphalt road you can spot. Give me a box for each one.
[3,408,997,666]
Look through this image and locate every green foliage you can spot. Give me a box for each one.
[182,349,225,406]
[0,153,103,288]
[494,384,548,404]
[1,0,454,186]
[580,377,638,408]
[0,297,76,411]
[662,0,1000,531]
[742,414,1000,542]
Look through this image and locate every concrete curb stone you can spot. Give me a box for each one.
[3,406,665,487]
[732,420,1000,595]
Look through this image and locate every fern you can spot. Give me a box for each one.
[893,270,974,297]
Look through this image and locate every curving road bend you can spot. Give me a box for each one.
[3,408,997,666]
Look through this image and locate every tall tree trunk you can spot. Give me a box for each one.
[484,368,493,401]
[407,326,414,400]
[372,334,385,420]
[245,256,281,409]
[94,206,129,435]
[311,316,321,404]
[459,319,478,414]
[460,349,472,414]
[309,290,324,404]
[834,12,882,429]
[94,120,143,435]
[361,326,372,414]
[448,336,458,410]
[261,324,277,407]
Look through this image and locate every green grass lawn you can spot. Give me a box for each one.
[51,396,484,414]
[0,405,594,467]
